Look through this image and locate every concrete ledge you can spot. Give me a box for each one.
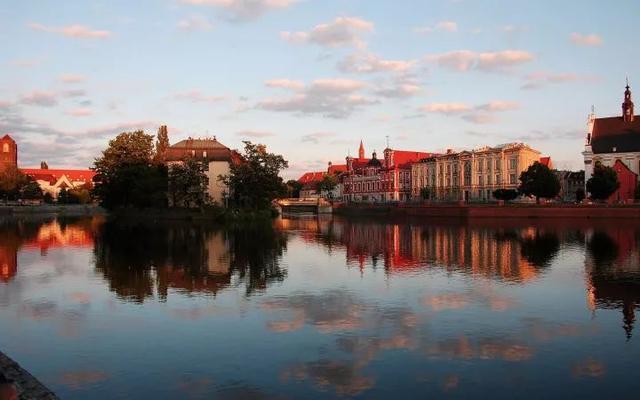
[0,352,58,400]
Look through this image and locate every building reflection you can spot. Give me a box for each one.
[0,217,98,282]
[93,221,288,303]
[585,228,640,340]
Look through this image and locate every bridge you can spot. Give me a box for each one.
[275,198,333,214]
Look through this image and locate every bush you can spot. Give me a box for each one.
[575,188,586,203]
[492,188,519,201]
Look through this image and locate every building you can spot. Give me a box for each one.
[583,83,640,202]
[165,137,242,205]
[297,162,348,199]
[411,143,543,202]
[342,141,433,202]
[21,168,96,199]
[0,134,18,172]
[556,170,585,202]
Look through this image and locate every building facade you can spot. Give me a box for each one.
[411,143,543,202]
[21,168,96,199]
[583,83,640,202]
[165,137,242,206]
[0,134,18,172]
[342,142,432,203]
[556,170,585,202]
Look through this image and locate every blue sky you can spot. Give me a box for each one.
[1,0,639,179]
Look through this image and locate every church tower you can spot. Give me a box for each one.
[358,140,365,160]
[622,80,635,122]
[0,134,18,172]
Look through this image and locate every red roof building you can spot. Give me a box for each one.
[584,83,640,201]
[21,168,96,199]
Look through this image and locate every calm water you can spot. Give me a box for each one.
[1,215,639,399]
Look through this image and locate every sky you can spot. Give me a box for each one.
[1,0,639,179]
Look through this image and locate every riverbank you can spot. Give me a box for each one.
[334,203,640,218]
[0,204,106,217]
[0,351,58,400]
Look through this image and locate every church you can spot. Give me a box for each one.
[583,83,640,202]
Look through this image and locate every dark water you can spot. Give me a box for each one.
[1,215,639,399]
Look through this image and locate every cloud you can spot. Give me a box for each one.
[177,15,214,31]
[374,83,421,99]
[337,52,416,74]
[236,130,276,138]
[521,71,600,90]
[28,23,111,39]
[173,90,224,103]
[569,32,603,47]
[20,91,58,107]
[265,79,305,90]
[301,132,336,144]
[181,0,296,21]
[66,108,92,117]
[62,89,86,98]
[60,74,86,84]
[281,17,374,48]
[414,20,458,34]
[421,100,518,124]
[420,103,471,114]
[257,78,375,118]
[426,50,533,72]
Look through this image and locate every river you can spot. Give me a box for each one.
[0,215,639,399]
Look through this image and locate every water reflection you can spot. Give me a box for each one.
[93,220,288,303]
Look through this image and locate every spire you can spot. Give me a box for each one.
[358,139,365,160]
[622,79,634,122]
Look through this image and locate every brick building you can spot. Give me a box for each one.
[0,134,18,172]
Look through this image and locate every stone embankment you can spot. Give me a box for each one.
[0,352,58,400]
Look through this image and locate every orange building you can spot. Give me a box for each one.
[0,134,18,172]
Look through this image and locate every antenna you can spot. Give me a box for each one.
[626,76,630,88]
[385,135,390,149]
[591,104,595,114]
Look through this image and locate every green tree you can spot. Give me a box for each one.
[0,166,29,200]
[219,141,288,210]
[316,174,338,197]
[518,162,561,202]
[586,162,620,201]
[155,125,170,163]
[93,131,168,209]
[576,187,586,203]
[57,188,71,204]
[419,187,430,200]
[285,179,303,198]
[168,158,210,208]
[493,188,519,202]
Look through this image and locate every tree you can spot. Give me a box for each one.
[219,141,288,210]
[419,187,431,200]
[586,162,620,201]
[576,188,586,203]
[21,179,43,200]
[518,162,561,202]
[168,159,210,208]
[316,174,338,197]
[493,188,519,202]
[57,188,71,204]
[285,180,303,198]
[0,166,29,200]
[155,125,170,163]
[93,131,168,209]
[40,161,49,169]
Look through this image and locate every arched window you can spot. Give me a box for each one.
[2,143,8,153]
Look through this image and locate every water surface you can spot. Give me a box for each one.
[1,215,639,399]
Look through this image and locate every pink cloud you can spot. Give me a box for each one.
[60,74,86,84]
[420,103,471,114]
[265,79,305,90]
[427,50,533,72]
[20,91,58,107]
[281,16,374,48]
[181,0,296,20]
[29,23,111,39]
[173,90,224,103]
[236,130,276,138]
[66,108,92,117]
[337,52,416,74]
[570,33,603,47]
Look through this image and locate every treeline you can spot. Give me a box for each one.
[92,128,289,212]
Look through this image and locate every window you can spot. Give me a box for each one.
[509,174,517,184]
[191,150,196,157]
[509,158,517,169]
[477,160,482,172]
[487,175,492,185]
[479,175,483,186]
[2,143,8,153]
[496,174,500,184]
[495,159,500,170]
[203,151,207,158]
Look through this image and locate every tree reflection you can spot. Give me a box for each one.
[93,220,288,302]
[519,232,560,268]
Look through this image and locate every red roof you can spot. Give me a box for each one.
[539,157,552,168]
[391,150,433,169]
[328,164,347,174]
[21,168,96,182]
[298,171,325,184]
[591,116,640,154]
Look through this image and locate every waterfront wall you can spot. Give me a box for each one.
[0,352,58,400]
[334,203,640,219]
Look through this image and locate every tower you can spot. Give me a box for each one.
[622,80,635,122]
[358,140,365,160]
[0,134,18,172]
